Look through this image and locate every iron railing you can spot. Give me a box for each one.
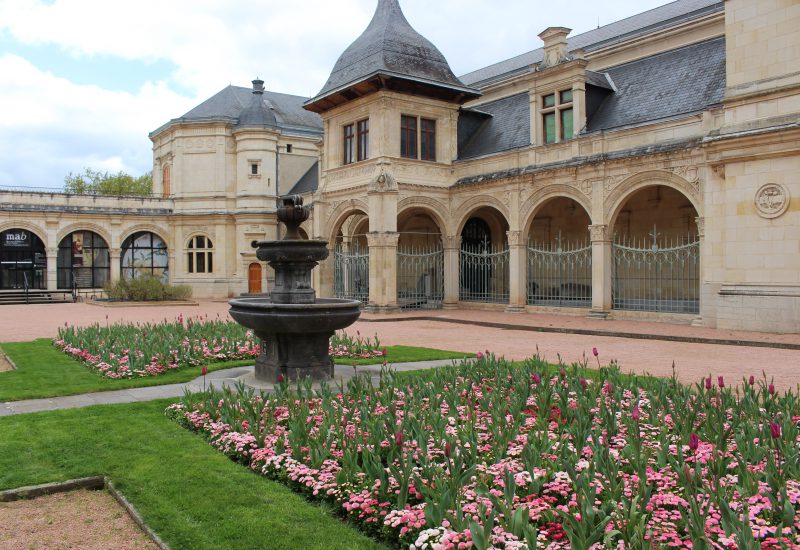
[459,244,509,304]
[397,244,444,310]
[613,227,699,313]
[334,243,369,304]
[527,238,592,307]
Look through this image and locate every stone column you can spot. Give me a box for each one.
[46,247,58,291]
[506,230,527,313]
[442,235,461,309]
[365,232,400,313]
[109,249,121,283]
[693,216,705,326]
[588,224,612,318]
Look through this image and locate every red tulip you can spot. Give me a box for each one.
[718,376,725,389]
[592,347,598,357]
[560,367,566,379]
[768,384,776,395]
[532,373,541,385]
[749,375,755,386]
[395,431,403,446]
[770,422,781,439]
[689,433,699,451]
[201,366,208,376]
[444,442,451,458]
[580,378,588,390]
[277,373,285,384]
[631,404,641,422]
[705,377,712,390]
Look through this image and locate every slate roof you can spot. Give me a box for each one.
[457,38,725,158]
[288,162,319,195]
[586,37,726,131]
[236,80,279,129]
[306,0,479,108]
[151,85,322,137]
[458,93,530,160]
[459,0,723,87]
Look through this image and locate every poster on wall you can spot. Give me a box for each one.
[72,233,84,266]
[3,231,29,248]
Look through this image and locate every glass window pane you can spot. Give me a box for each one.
[207,239,213,249]
[188,254,194,273]
[561,108,574,140]
[208,253,213,273]
[196,253,205,273]
[152,250,168,268]
[543,112,556,144]
[152,235,167,249]
[560,89,573,104]
[134,233,151,248]
[543,94,556,108]
[196,236,205,249]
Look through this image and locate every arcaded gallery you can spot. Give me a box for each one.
[0,0,798,334]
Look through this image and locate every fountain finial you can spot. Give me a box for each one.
[277,194,310,240]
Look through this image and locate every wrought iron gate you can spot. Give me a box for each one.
[334,243,369,304]
[397,244,443,310]
[459,244,509,304]
[613,227,699,313]
[527,237,592,307]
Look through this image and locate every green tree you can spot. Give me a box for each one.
[64,168,153,197]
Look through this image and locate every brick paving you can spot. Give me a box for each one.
[0,300,798,391]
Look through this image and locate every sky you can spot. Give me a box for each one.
[0,0,674,190]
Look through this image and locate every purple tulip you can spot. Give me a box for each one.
[749,375,755,386]
[705,377,712,390]
[768,384,776,395]
[689,433,699,451]
[444,442,452,458]
[592,347,599,358]
[395,432,403,446]
[718,376,725,389]
[532,373,541,385]
[770,422,781,439]
[580,378,588,390]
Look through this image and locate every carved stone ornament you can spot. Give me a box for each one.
[755,183,790,219]
[368,170,398,193]
[589,224,609,242]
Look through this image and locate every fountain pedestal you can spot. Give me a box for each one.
[229,196,361,383]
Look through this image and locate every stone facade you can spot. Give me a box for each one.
[0,0,797,333]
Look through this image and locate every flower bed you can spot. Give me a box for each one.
[166,354,800,548]
[54,315,259,378]
[54,319,386,379]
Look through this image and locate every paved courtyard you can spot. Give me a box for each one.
[1,300,798,391]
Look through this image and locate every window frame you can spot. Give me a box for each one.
[357,119,369,162]
[541,88,574,145]
[187,234,214,275]
[401,115,437,161]
[343,123,355,165]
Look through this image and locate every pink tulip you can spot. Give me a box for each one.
[718,376,725,388]
[631,404,641,422]
[768,384,775,395]
[559,367,566,379]
[395,432,403,446]
[770,422,781,439]
[592,347,598,357]
[689,433,699,451]
[476,351,484,360]
[749,375,755,386]
[532,373,541,385]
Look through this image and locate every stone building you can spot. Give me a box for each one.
[0,0,797,333]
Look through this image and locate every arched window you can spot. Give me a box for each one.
[57,231,110,289]
[0,229,46,290]
[162,165,171,198]
[187,235,213,274]
[121,232,168,282]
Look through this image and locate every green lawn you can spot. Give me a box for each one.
[0,400,381,550]
[0,340,473,402]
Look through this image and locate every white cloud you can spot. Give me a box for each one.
[0,0,679,188]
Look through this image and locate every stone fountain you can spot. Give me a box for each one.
[229,195,362,382]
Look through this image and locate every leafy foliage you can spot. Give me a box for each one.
[104,275,192,302]
[64,167,153,196]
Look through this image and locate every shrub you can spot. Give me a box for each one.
[104,276,193,302]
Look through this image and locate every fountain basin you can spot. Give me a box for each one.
[229,296,362,382]
[255,240,330,264]
[229,297,361,336]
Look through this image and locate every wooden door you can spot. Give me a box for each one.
[248,263,262,294]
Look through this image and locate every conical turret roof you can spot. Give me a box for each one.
[305,0,479,113]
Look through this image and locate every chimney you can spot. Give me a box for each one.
[538,27,571,67]
[252,78,265,95]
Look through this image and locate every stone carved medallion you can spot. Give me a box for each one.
[755,183,790,219]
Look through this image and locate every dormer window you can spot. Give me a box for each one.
[542,89,574,144]
[401,115,436,161]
